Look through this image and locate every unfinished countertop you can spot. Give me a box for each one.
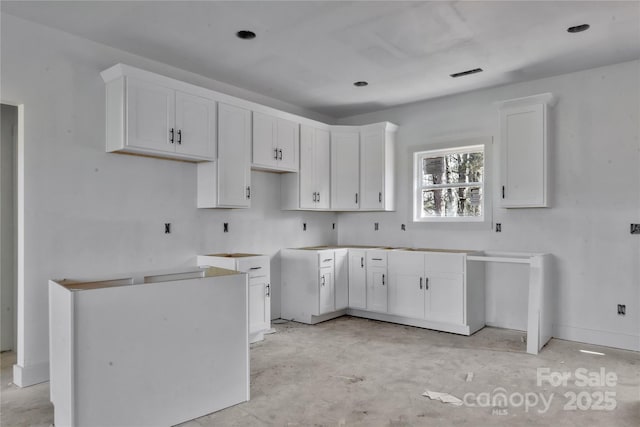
[53,266,240,291]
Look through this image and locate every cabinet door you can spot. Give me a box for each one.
[314,128,331,209]
[217,103,251,207]
[319,268,335,315]
[249,278,269,334]
[500,104,546,207]
[425,273,464,325]
[331,131,360,210]
[348,250,366,309]
[360,128,385,210]
[299,125,316,209]
[367,267,387,313]
[388,252,425,319]
[252,111,277,168]
[276,118,299,171]
[126,78,175,153]
[334,250,349,310]
[174,91,216,160]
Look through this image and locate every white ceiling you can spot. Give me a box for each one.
[3,1,639,118]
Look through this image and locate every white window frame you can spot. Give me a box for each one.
[413,143,486,222]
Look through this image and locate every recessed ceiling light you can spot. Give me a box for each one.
[450,68,483,78]
[236,30,256,40]
[353,81,368,87]
[567,24,590,33]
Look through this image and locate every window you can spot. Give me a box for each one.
[413,144,485,222]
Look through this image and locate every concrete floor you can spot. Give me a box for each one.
[2,316,639,426]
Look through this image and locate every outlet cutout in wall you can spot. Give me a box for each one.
[223,223,229,233]
[374,222,379,231]
[617,304,626,315]
[164,223,171,234]
[630,224,640,234]
[401,224,406,231]
[303,223,307,231]
[495,223,502,232]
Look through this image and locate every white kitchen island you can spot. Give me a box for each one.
[49,267,249,427]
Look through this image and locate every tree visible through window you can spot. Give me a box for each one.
[413,145,484,221]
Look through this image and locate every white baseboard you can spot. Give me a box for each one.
[13,361,49,387]
[554,324,640,352]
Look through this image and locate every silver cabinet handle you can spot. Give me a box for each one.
[425,277,429,290]
[323,258,332,262]
[169,128,174,144]
[372,258,383,261]
[266,283,270,297]
[177,129,182,144]
[313,192,317,202]
[317,192,320,202]
[355,193,358,204]
[321,275,325,286]
[420,277,423,290]
[360,257,364,268]
[279,149,283,160]
[247,186,251,199]
[379,192,382,203]
[274,148,279,160]
[249,266,262,270]
[382,274,385,285]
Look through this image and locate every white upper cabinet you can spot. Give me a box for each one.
[331,129,360,210]
[252,112,299,172]
[197,103,251,208]
[174,91,216,159]
[216,103,252,208]
[103,72,216,162]
[359,122,397,211]
[496,93,555,208]
[282,124,330,210]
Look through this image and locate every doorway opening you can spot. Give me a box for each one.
[1,104,18,354]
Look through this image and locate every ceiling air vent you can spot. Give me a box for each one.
[450,68,483,78]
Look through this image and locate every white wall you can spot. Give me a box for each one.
[0,14,337,386]
[336,60,640,351]
[1,104,18,351]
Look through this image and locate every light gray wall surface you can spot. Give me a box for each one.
[336,60,640,351]
[1,14,337,385]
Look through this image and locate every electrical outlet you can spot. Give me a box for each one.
[631,224,640,234]
[223,223,229,233]
[374,222,379,231]
[495,223,502,232]
[164,223,171,234]
[617,304,626,316]
[401,224,406,231]
[303,223,307,231]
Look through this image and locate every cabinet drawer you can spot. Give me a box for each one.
[318,252,334,268]
[237,257,270,278]
[366,251,387,268]
[424,253,464,274]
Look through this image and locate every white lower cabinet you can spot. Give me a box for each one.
[281,248,348,324]
[385,250,483,334]
[388,251,425,318]
[366,250,388,313]
[281,247,485,335]
[348,250,367,309]
[197,254,270,343]
[334,249,349,310]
